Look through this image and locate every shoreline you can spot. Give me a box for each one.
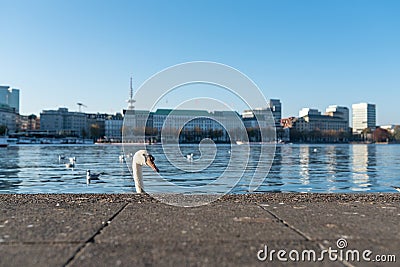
[1,193,399,266]
[1,192,400,202]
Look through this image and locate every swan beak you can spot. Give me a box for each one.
[146,155,159,173]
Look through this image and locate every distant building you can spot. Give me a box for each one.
[325,105,349,127]
[295,114,348,132]
[281,117,296,129]
[269,99,282,128]
[153,109,211,133]
[380,125,395,133]
[105,118,123,140]
[296,107,348,132]
[0,85,20,133]
[86,113,109,139]
[122,109,155,142]
[299,108,321,118]
[242,99,281,129]
[147,109,242,142]
[18,114,40,132]
[40,108,87,137]
[0,85,19,113]
[104,113,124,141]
[0,104,17,133]
[352,103,376,134]
[281,106,350,142]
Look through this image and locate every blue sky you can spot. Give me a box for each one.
[1,0,399,125]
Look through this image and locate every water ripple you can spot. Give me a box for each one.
[0,143,399,193]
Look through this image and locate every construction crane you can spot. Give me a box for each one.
[77,102,87,112]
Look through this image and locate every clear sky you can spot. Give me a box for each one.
[1,0,399,125]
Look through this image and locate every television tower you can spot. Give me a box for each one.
[127,76,136,110]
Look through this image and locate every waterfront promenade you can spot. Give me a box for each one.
[0,193,399,266]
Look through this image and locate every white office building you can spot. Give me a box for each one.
[295,106,349,132]
[352,103,376,134]
[325,105,349,129]
[299,108,321,118]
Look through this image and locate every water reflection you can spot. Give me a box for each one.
[264,145,283,189]
[351,145,377,191]
[299,145,310,186]
[0,147,21,191]
[324,145,351,192]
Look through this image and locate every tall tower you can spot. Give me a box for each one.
[127,77,136,110]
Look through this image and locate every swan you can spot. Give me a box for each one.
[86,170,101,185]
[132,150,159,193]
[186,153,193,162]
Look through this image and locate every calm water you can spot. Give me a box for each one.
[0,144,399,194]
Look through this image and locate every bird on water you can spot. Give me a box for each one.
[86,170,101,185]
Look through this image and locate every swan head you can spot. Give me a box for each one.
[133,150,159,173]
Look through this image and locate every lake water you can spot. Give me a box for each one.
[0,144,399,194]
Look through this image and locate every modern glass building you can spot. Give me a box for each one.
[352,103,376,134]
[0,85,19,113]
[269,99,282,128]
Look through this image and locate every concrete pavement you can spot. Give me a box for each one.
[0,193,399,266]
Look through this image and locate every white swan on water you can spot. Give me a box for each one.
[132,150,159,193]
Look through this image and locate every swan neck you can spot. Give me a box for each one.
[133,163,144,193]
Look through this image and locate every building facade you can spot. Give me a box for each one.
[269,99,282,128]
[40,108,87,137]
[242,99,281,130]
[104,113,124,141]
[0,85,20,133]
[294,114,348,132]
[0,85,19,113]
[352,103,376,134]
[0,104,17,133]
[296,107,349,132]
[18,114,40,132]
[152,109,240,142]
[325,105,349,127]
